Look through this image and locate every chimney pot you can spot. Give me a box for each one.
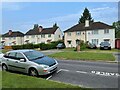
[9,30,12,35]
[38,26,43,33]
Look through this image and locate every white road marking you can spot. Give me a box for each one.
[60,69,69,72]
[46,75,52,80]
[57,69,62,73]
[76,71,87,74]
[91,71,120,77]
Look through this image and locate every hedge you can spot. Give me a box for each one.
[12,40,64,50]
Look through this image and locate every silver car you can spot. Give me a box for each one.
[1,49,58,76]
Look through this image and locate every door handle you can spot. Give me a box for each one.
[6,59,9,61]
[15,61,19,63]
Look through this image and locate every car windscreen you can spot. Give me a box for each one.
[23,51,44,61]
[101,42,110,46]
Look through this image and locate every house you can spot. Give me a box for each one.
[64,20,115,48]
[24,24,63,44]
[1,30,24,46]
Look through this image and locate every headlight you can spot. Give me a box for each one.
[41,65,49,68]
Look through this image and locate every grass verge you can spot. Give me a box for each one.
[1,71,89,89]
[49,52,115,61]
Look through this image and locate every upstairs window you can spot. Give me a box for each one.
[104,29,109,34]
[41,34,45,38]
[67,32,71,36]
[92,30,98,34]
[26,36,29,38]
[76,31,81,36]
[31,35,35,38]
[48,34,51,38]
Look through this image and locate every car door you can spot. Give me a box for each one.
[4,52,17,71]
[15,52,29,73]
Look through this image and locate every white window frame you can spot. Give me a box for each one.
[104,29,109,34]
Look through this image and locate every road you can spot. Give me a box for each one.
[46,60,119,88]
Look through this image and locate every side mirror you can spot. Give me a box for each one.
[20,59,26,62]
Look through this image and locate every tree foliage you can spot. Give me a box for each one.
[78,8,94,24]
[53,23,58,28]
[112,21,120,38]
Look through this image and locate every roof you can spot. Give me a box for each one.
[25,27,58,35]
[64,22,114,32]
[2,31,24,37]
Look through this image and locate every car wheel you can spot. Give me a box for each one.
[2,64,8,71]
[29,68,39,77]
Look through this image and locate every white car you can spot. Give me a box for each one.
[0,52,4,64]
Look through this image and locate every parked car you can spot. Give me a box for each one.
[100,42,111,50]
[1,49,58,76]
[0,52,4,64]
[86,42,97,49]
[56,43,65,49]
[0,45,4,49]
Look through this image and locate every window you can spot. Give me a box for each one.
[13,37,16,39]
[67,32,71,36]
[67,41,71,44]
[92,39,99,45]
[76,40,80,45]
[76,31,81,36]
[8,52,16,59]
[26,36,29,38]
[31,35,35,38]
[16,53,25,60]
[48,34,51,38]
[59,35,61,38]
[92,30,98,34]
[41,34,45,38]
[104,29,109,34]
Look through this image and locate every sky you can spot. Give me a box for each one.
[1,2,118,34]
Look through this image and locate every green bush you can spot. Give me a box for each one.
[75,40,87,51]
[12,40,64,50]
[33,44,40,49]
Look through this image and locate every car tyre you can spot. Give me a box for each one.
[29,68,39,77]
[2,64,8,71]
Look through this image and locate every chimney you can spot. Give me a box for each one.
[85,20,89,27]
[9,30,12,35]
[38,26,43,33]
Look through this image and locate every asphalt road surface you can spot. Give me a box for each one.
[45,60,119,88]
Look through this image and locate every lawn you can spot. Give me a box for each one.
[1,71,89,89]
[49,52,115,61]
[62,48,120,53]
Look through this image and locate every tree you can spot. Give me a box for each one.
[112,21,120,38]
[53,23,58,28]
[33,24,39,29]
[78,8,94,24]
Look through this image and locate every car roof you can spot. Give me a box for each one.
[7,49,34,53]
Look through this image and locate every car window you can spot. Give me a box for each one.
[16,53,25,60]
[8,52,16,59]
